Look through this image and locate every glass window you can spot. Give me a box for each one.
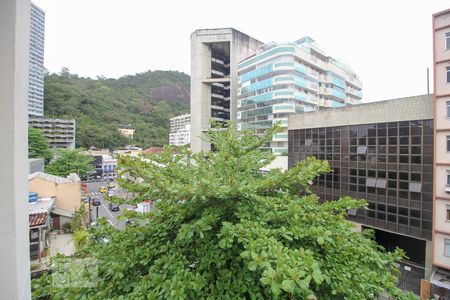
[445,239,450,257]
[409,182,422,193]
[376,179,387,189]
[447,171,450,186]
[447,101,450,118]
[447,136,450,152]
[357,146,367,155]
[366,178,376,187]
[446,32,450,50]
[447,207,450,221]
[447,67,450,84]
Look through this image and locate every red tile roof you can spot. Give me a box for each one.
[143,147,165,154]
[29,212,48,227]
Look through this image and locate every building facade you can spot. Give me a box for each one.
[431,8,450,296]
[190,28,263,152]
[169,113,191,146]
[29,2,45,117]
[28,117,76,149]
[118,124,135,139]
[288,95,433,294]
[237,37,362,155]
[28,172,81,229]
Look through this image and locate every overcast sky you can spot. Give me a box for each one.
[33,0,449,102]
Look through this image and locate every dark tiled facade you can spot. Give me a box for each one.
[288,120,433,240]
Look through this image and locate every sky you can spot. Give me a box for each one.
[33,0,449,102]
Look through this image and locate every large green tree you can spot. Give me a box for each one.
[28,127,53,163]
[45,148,94,178]
[32,125,415,299]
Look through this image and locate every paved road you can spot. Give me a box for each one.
[85,181,133,230]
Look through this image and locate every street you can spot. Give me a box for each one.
[85,180,134,230]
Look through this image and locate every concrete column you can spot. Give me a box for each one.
[0,0,32,299]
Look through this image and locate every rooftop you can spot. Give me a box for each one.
[29,196,55,215]
[29,171,80,184]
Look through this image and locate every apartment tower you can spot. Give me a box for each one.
[169,114,191,146]
[431,8,450,297]
[190,28,262,152]
[29,2,45,117]
[237,37,362,155]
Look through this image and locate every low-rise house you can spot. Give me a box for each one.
[28,193,55,261]
[29,172,81,229]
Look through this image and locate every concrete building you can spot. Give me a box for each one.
[29,172,82,229]
[169,113,191,146]
[190,28,263,152]
[118,124,135,139]
[102,154,117,180]
[28,2,45,117]
[28,117,76,149]
[28,194,54,261]
[288,95,434,294]
[0,0,32,297]
[237,37,362,155]
[431,8,450,297]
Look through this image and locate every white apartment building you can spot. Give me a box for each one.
[237,37,362,155]
[169,114,191,146]
[29,2,45,117]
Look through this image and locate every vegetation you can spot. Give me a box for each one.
[45,148,94,178]
[32,125,414,299]
[28,127,53,163]
[44,68,190,149]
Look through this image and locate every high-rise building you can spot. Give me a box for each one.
[169,114,191,146]
[28,117,76,149]
[190,28,263,153]
[288,95,433,294]
[431,8,450,297]
[237,37,362,155]
[29,2,45,117]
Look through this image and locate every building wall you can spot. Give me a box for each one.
[190,28,262,152]
[433,9,450,271]
[29,177,81,213]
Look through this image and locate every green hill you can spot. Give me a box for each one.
[43,68,190,149]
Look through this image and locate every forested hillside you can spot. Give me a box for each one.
[44,68,190,149]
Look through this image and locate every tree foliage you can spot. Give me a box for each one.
[45,148,94,178]
[32,125,414,299]
[28,127,53,163]
[44,68,190,149]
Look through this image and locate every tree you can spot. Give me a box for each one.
[28,127,53,163]
[45,148,94,178]
[32,125,415,299]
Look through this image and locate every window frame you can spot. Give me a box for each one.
[446,32,450,50]
[447,66,450,84]
[447,101,450,118]
[445,239,450,257]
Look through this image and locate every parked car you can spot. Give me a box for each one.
[108,182,115,189]
[92,198,101,206]
[109,202,120,212]
[99,186,107,194]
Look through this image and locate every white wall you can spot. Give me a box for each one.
[0,0,32,298]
